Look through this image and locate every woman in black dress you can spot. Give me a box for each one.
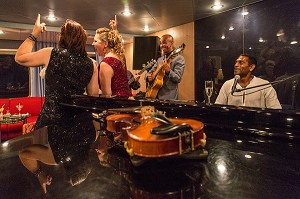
[15,14,99,193]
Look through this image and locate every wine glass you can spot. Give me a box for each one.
[205,81,213,105]
[16,103,23,116]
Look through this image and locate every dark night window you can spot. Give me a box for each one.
[0,54,29,98]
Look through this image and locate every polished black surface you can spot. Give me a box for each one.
[1,96,300,198]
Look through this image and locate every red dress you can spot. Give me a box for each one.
[101,57,131,98]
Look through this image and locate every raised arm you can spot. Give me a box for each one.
[15,14,52,67]
[109,15,118,30]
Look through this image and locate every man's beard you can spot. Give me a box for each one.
[161,48,169,56]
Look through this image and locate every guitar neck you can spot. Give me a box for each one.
[128,66,149,85]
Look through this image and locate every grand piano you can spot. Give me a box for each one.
[0,95,299,198]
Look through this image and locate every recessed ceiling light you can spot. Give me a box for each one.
[290,41,298,45]
[46,16,57,21]
[211,3,224,10]
[229,26,234,31]
[241,11,249,16]
[121,10,132,16]
[143,25,149,32]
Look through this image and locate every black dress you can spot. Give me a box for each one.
[35,48,95,163]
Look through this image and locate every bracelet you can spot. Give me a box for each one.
[28,34,37,42]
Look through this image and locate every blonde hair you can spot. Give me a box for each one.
[95,27,125,64]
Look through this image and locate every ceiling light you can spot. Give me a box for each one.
[259,38,264,42]
[121,10,132,16]
[241,11,249,16]
[143,25,149,32]
[46,15,57,21]
[229,26,234,31]
[290,40,297,45]
[221,35,225,39]
[211,2,224,10]
[206,46,210,49]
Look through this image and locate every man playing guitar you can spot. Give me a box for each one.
[146,34,185,100]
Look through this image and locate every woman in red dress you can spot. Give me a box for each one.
[92,16,131,98]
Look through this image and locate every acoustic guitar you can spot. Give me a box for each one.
[128,59,156,85]
[145,43,186,99]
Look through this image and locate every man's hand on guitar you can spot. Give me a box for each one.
[162,59,171,74]
[134,74,141,82]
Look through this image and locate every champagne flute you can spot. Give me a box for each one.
[205,81,213,105]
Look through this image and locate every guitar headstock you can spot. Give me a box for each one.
[147,59,156,66]
[143,59,156,70]
[168,43,186,59]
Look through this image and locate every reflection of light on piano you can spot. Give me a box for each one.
[286,118,293,122]
[217,164,226,174]
[245,154,252,159]
[236,140,242,143]
[2,142,9,148]
[265,127,270,130]
[1,142,9,153]
[220,106,230,111]
[257,140,265,143]
[248,141,258,144]
[215,159,228,179]
[237,121,244,124]
[285,132,292,135]
[288,136,294,139]
[265,112,272,116]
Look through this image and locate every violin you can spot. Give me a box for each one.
[105,106,206,158]
[105,111,141,143]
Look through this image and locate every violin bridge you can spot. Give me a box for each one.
[178,131,194,155]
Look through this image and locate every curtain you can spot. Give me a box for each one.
[30,31,58,97]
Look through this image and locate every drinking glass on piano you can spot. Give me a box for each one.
[205,81,213,105]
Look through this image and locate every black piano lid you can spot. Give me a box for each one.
[67,95,300,140]
[1,95,299,198]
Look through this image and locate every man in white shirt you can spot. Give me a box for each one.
[215,54,282,109]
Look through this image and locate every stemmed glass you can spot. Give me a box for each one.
[16,103,23,116]
[205,81,213,105]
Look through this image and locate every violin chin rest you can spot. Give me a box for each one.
[150,123,192,136]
